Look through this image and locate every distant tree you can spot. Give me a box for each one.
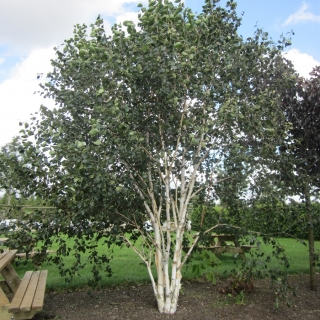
[282,66,320,291]
[16,0,295,313]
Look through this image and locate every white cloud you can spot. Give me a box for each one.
[0,0,149,147]
[116,11,140,26]
[283,2,320,26]
[0,47,55,147]
[284,48,320,78]
[0,0,147,55]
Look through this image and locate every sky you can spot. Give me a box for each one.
[0,0,319,148]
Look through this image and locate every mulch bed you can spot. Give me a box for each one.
[34,274,320,320]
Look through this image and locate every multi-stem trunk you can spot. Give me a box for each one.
[150,161,191,313]
[153,223,185,314]
[131,100,206,313]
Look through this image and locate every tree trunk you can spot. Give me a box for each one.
[305,181,317,291]
[153,225,184,314]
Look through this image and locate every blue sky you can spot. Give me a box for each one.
[187,0,320,66]
[0,0,319,148]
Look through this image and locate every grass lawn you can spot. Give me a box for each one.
[2,235,319,291]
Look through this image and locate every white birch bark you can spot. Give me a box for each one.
[124,101,208,314]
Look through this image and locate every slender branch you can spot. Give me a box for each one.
[180,223,240,269]
[127,171,156,223]
[170,196,178,228]
[168,98,189,174]
[122,160,149,199]
[181,150,210,219]
[122,235,147,263]
[141,145,159,163]
[203,223,240,234]
[122,234,157,295]
[179,234,200,269]
[115,210,154,246]
[190,176,233,199]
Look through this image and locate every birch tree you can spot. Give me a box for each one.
[18,0,295,314]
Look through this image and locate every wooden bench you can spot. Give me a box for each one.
[16,250,56,258]
[205,245,256,256]
[192,234,257,259]
[241,245,257,252]
[0,237,55,258]
[0,250,48,320]
[0,238,8,246]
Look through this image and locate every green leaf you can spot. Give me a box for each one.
[89,128,99,136]
[76,141,86,148]
[93,140,102,146]
[79,49,87,57]
[123,20,135,27]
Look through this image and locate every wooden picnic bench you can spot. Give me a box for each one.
[0,237,55,258]
[0,250,48,320]
[0,238,8,246]
[16,250,56,259]
[197,234,256,259]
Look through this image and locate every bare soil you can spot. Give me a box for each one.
[34,274,320,320]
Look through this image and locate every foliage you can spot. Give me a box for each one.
[216,234,293,308]
[226,200,320,240]
[190,204,221,231]
[281,66,320,189]
[214,66,320,292]
[280,65,320,291]
[0,194,44,208]
[6,0,296,314]
[8,235,318,292]
[0,137,26,196]
[188,249,220,284]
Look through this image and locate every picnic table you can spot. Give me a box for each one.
[0,238,8,246]
[201,234,256,259]
[0,238,55,258]
[0,250,48,320]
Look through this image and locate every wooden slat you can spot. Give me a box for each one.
[0,238,8,245]
[32,270,48,311]
[19,271,40,312]
[0,305,37,320]
[0,250,17,272]
[0,286,10,307]
[16,250,56,258]
[209,246,244,253]
[1,263,21,293]
[8,271,33,313]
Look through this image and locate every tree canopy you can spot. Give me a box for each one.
[9,0,297,314]
[281,66,320,291]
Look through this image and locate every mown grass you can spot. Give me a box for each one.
[2,235,319,291]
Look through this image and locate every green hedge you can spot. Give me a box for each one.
[227,202,320,240]
[191,202,320,240]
